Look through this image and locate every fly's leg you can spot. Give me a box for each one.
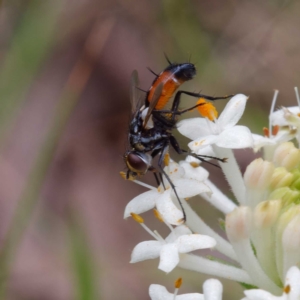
[171,91,234,111]
[153,172,160,186]
[150,148,166,189]
[169,136,226,168]
[169,90,234,121]
[157,143,186,222]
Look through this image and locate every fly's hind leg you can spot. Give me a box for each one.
[169,136,226,168]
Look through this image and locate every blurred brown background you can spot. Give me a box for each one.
[0,1,299,299]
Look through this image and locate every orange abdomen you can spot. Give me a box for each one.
[147,71,184,110]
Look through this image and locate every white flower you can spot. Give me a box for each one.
[124,160,211,225]
[149,278,223,300]
[130,225,216,273]
[124,87,300,299]
[149,284,203,300]
[177,94,253,151]
[252,91,296,155]
[243,266,300,300]
[271,106,300,127]
[178,94,253,205]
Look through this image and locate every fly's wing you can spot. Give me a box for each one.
[129,70,142,114]
[143,82,163,128]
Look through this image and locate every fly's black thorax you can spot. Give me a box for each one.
[128,113,171,153]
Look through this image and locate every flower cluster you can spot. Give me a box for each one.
[123,89,300,299]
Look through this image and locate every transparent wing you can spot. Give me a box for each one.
[143,82,163,128]
[129,70,141,113]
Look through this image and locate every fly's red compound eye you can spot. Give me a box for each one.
[126,152,152,175]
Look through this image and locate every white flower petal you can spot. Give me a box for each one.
[215,126,254,149]
[130,240,161,263]
[124,190,157,218]
[173,178,211,198]
[156,191,184,225]
[270,106,300,126]
[218,94,248,129]
[167,161,185,180]
[149,284,173,300]
[176,234,216,253]
[203,279,223,300]
[179,161,209,181]
[188,135,219,151]
[177,118,211,140]
[272,130,295,143]
[176,294,204,300]
[165,225,193,243]
[149,284,204,300]
[285,266,300,299]
[243,289,284,300]
[252,133,276,152]
[158,243,179,273]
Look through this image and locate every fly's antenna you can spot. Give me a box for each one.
[147,67,159,77]
[164,53,173,65]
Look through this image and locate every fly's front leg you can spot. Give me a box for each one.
[151,146,166,189]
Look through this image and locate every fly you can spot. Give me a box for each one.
[124,60,233,222]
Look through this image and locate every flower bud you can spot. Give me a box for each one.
[291,170,300,189]
[244,158,275,189]
[276,205,300,242]
[270,167,294,189]
[282,214,300,251]
[226,206,252,243]
[273,142,300,170]
[253,200,281,229]
[269,187,300,207]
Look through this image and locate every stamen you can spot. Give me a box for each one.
[120,171,135,181]
[173,277,182,299]
[190,161,200,168]
[153,230,165,243]
[197,98,218,121]
[263,127,270,137]
[120,172,156,190]
[284,284,291,294]
[273,125,279,136]
[131,213,162,240]
[263,125,279,138]
[164,153,170,166]
[153,209,164,222]
[269,90,279,138]
[132,179,156,190]
[174,277,182,289]
[131,213,144,223]
[295,87,300,108]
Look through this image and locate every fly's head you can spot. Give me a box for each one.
[124,151,152,180]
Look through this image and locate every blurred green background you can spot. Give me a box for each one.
[0,0,299,299]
